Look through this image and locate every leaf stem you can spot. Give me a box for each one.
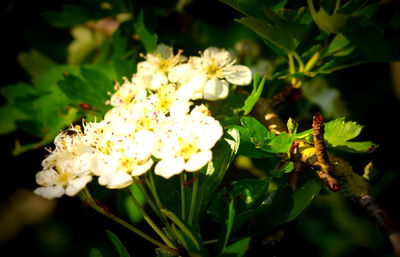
[80,188,170,251]
[124,188,177,249]
[180,172,187,221]
[188,173,199,225]
[292,51,304,72]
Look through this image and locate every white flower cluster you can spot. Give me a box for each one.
[34,44,252,199]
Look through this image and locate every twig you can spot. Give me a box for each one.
[312,113,340,192]
[253,97,400,256]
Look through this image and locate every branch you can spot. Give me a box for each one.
[253,97,400,256]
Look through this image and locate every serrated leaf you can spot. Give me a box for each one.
[106,230,131,257]
[324,118,377,153]
[308,0,348,33]
[134,9,158,53]
[0,105,29,134]
[58,67,113,115]
[219,237,251,257]
[17,49,56,79]
[42,5,92,28]
[258,132,293,154]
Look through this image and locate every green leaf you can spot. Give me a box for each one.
[197,128,240,220]
[219,237,251,257]
[42,5,92,28]
[236,17,295,53]
[269,160,294,177]
[0,105,29,135]
[208,178,269,224]
[89,248,104,257]
[236,74,266,115]
[134,9,158,53]
[106,230,131,257]
[155,248,179,257]
[162,209,207,257]
[258,132,293,154]
[58,66,113,116]
[248,186,294,235]
[219,0,288,20]
[216,200,235,255]
[285,175,321,222]
[307,0,348,33]
[324,118,378,153]
[17,49,56,79]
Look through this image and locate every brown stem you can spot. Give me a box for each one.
[312,113,340,192]
[252,98,400,256]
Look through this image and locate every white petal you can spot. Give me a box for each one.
[91,154,118,176]
[132,130,156,159]
[36,168,58,186]
[131,159,153,176]
[204,78,229,100]
[154,157,185,179]
[184,150,212,172]
[168,64,191,83]
[100,172,133,189]
[150,72,168,90]
[224,65,252,85]
[66,176,93,196]
[34,185,65,199]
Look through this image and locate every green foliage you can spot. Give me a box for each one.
[133,8,158,53]
[106,230,131,257]
[58,66,114,117]
[324,117,378,153]
[235,73,266,115]
[218,237,251,257]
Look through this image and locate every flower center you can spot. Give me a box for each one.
[206,61,222,78]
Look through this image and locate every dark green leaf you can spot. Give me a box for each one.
[235,185,293,235]
[236,17,295,53]
[58,66,114,115]
[0,105,29,135]
[197,128,240,220]
[308,0,349,33]
[216,200,235,255]
[162,209,207,257]
[219,237,251,257]
[42,5,92,28]
[219,0,288,20]
[269,160,294,177]
[134,9,158,53]
[17,49,56,79]
[285,175,321,222]
[106,230,131,257]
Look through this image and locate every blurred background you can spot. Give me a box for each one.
[1,0,400,256]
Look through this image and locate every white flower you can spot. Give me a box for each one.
[187,47,252,100]
[108,76,147,107]
[152,105,223,178]
[35,151,93,199]
[137,44,187,90]
[87,121,156,188]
